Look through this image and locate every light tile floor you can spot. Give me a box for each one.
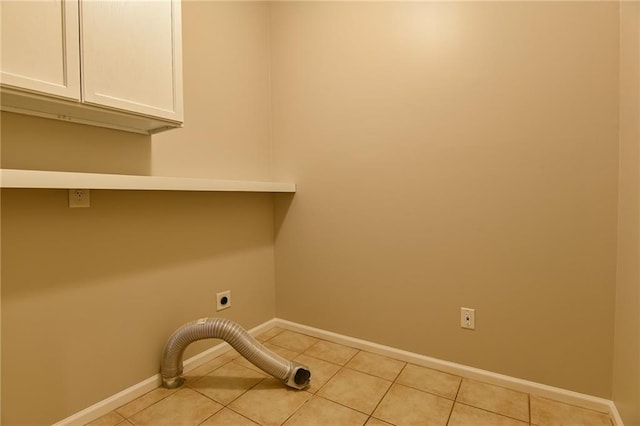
[87,328,614,426]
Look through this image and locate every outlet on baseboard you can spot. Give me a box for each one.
[216,290,231,311]
[461,307,475,330]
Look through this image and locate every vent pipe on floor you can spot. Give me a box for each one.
[160,318,311,390]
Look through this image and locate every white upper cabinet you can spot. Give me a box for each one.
[0,0,183,134]
[0,0,81,100]
[81,0,183,122]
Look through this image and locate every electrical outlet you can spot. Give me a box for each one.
[69,189,90,208]
[461,307,475,330]
[216,290,231,311]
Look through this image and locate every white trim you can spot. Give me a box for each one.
[609,400,626,426]
[0,169,296,193]
[273,318,624,425]
[53,317,624,426]
[52,319,278,426]
[52,375,161,426]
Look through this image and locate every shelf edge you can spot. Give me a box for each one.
[0,169,296,193]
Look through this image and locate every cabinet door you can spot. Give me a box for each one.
[80,0,183,122]
[0,0,81,100]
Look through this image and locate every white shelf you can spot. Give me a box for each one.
[0,169,296,193]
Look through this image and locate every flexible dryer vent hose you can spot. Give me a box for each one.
[160,318,311,390]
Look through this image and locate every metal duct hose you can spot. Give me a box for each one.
[160,318,311,390]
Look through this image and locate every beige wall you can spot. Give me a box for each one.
[1,2,275,424]
[152,1,273,181]
[613,2,640,425]
[1,1,633,423]
[271,1,620,398]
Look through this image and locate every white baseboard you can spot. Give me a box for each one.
[53,375,162,426]
[53,318,278,426]
[274,318,624,426]
[54,317,623,426]
[610,403,625,426]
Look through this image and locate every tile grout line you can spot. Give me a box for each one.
[374,362,411,425]
[310,365,393,419]
[102,328,605,426]
[119,389,181,424]
[294,336,360,393]
[454,401,531,424]
[189,371,269,414]
[242,329,347,423]
[302,340,360,367]
[224,405,262,426]
[296,350,347,369]
[233,331,322,425]
[341,345,360,366]
[309,357,465,422]
[314,393,373,417]
[336,365,396,384]
[445,378,464,425]
[391,376,461,403]
[276,396,314,426]
[282,320,615,418]
[194,406,222,426]
[115,388,177,420]
[453,377,463,401]
[363,363,403,423]
[94,329,352,425]
[454,378,531,423]
[195,372,306,426]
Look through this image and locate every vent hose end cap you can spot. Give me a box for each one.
[162,376,185,389]
[286,363,311,389]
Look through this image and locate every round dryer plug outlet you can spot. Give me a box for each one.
[216,290,231,311]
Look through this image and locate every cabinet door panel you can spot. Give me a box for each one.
[81,0,183,122]
[0,0,80,100]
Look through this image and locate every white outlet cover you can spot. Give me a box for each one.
[460,307,476,330]
[216,290,231,311]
